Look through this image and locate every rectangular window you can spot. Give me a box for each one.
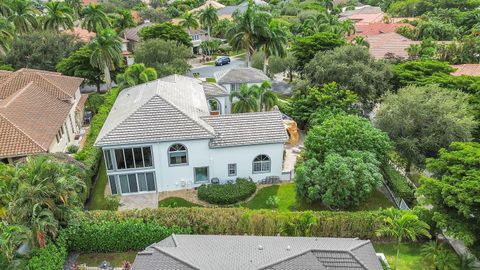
[69,114,75,132]
[137,173,147,192]
[115,149,126,169]
[60,125,64,135]
[228,164,237,176]
[143,147,152,167]
[194,167,209,183]
[128,174,138,193]
[134,147,144,168]
[146,172,156,191]
[119,175,129,193]
[109,175,118,195]
[104,150,113,171]
[55,134,59,143]
[231,84,240,91]
[124,148,135,169]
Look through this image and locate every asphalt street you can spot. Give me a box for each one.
[186,57,245,78]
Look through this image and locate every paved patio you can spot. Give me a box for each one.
[119,193,158,211]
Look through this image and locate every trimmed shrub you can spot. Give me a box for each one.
[383,165,416,204]
[74,88,120,202]
[28,235,68,270]
[198,178,256,205]
[67,144,79,154]
[64,220,190,252]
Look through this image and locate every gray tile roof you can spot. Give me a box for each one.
[217,2,248,16]
[202,82,228,97]
[214,67,270,84]
[202,111,288,148]
[131,235,383,270]
[95,75,215,147]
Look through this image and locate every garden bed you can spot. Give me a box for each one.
[76,251,137,268]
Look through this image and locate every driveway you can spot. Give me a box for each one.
[186,57,246,78]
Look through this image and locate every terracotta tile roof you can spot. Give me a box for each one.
[451,64,480,77]
[355,22,411,36]
[366,32,419,59]
[349,13,385,24]
[76,94,89,112]
[64,27,96,42]
[0,70,12,80]
[0,69,84,158]
[82,0,97,6]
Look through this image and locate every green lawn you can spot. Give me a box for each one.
[241,183,393,211]
[87,158,108,210]
[158,197,202,208]
[76,251,138,267]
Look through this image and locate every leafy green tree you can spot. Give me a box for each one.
[116,63,157,90]
[376,208,431,270]
[0,18,14,53]
[139,22,192,47]
[0,0,12,17]
[418,142,480,246]
[200,39,221,55]
[134,39,191,77]
[81,3,110,33]
[305,45,392,110]
[304,114,393,163]
[42,1,74,31]
[375,85,477,170]
[230,84,259,113]
[295,151,383,209]
[211,19,234,39]
[56,46,104,92]
[8,0,39,33]
[267,53,296,82]
[5,30,81,71]
[65,0,82,17]
[416,19,459,41]
[227,2,270,67]
[180,10,199,34]
[251,80,277,111]
[352,36,369,47]
[198,5,218,38]
[258,20,288,73]
[287,82,358,128]
[89,28,123,89]
[421,241,457,270]
[291,32,345,71]
[108,8,135,32]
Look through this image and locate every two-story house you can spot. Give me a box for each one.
[94,75,288,196]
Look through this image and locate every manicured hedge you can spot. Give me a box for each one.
[74,88,120,202]
[383,165,416,204]
[28,236,68,270]
[198,178,256,205]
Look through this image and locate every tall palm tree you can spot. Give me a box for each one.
[259,20,287,73]
[42,1,74,31]
[226,2,270,67]
[376,208,431,270]
[230,84,259,113]
[89,28,123,89]
[180,10,199,34]
[251,80,277,111]
[8,0,39,33]
[65,0,82,18]
[0,18,14,54]
[116,63,158,90]
[81,3,110,33]
[198,6,218,38]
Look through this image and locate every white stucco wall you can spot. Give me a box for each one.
[220,82,262,114]
[104,139,285,194]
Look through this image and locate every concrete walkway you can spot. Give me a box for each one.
[283,130,305,176]
[119,193,158,211]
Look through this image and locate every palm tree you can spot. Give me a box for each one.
[341,19,355,36]
[81,3,110,33]
[0,18,14,54]
[65,0,82,18]
[421,241,457,270]
[251,80,277,111]
[31,205,58,248]
[8,0,39,33]
[0,222,31,262]
[230,84,259,113]
[226,2,270,67]
[116,63,158,90]
[199,6,218,38]
[376,208,431,270]
[180,10,199,34]
[259,20,287,73]
[457,254,479,270]
[353,36,369,48]
[320,0,334,11]
[42,1,74,31]
[0,0,12,17]
[407,44,421,60]
[89,28,123,89]
[111,8,135,32]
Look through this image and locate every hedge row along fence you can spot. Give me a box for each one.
[74,88,120,202]
[198,178,257,205]
[383,164,416,204]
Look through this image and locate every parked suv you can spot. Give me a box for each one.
[215,56,231,66]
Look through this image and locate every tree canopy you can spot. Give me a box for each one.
[291,32,345,71]
[56,46,103,91]
[139,22,192,47]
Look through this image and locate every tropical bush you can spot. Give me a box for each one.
[74,88,120,202]
[198,178,256,205]
[67,144,79,154]
[383,165,416,204]
[27,240,68,270]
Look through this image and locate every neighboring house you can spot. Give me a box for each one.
[132,234,384,270]
[366,32,420,59]
[451,64,480,77]
[94,75,288,196]
[191,0,225,13]
[217,2,248,20]
[213,67,270,114]
[189,28,210,54]
[0,69,85,163]
[354,22,411,38]
[64,27,96,43]
[339,5,384,25]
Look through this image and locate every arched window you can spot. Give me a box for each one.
[253,155,270,173]
[168,144,188,166]
[208,99,221,115]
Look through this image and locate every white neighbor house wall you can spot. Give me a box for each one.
[220,82,261,114]
[104,139,284,195]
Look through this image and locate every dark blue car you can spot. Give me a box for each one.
[215,56,231,66]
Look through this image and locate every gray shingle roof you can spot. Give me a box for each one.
[95,76,215,147]
[214,67,270,84]
[202,111,288,148]
[202,82,228,97]
[131,235,383,270]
